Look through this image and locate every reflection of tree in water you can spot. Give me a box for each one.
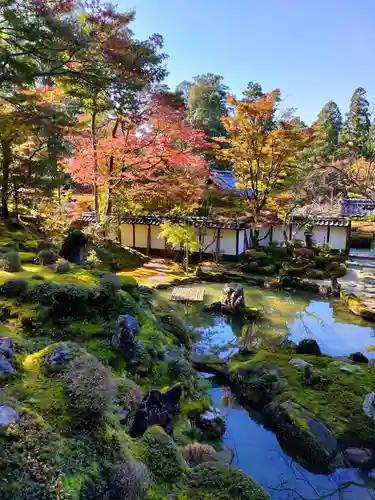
[271,455,375,500]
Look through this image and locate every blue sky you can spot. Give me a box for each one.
[124,0,375,124]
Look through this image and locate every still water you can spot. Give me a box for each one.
[157,284,375,499]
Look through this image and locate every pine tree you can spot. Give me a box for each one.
[317,101,342,154]
[340,87,371,157]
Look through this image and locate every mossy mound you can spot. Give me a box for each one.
[87,236,148,271]
[138,426,186,483]
[177,462,270,500]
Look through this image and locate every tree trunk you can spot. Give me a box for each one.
[106,118,120,217]
[1,138,11,219]
[91,97,99,222]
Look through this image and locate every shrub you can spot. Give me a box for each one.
[306,269,325,279]
[38,248,58,266]
[0,278,28,297]
[242,262,259,273]
[55,260,70,273]
[119,275,139,299]
[182,443,217,467]
[179,462,270,500]
[59,354,112,419]
[0,250,21,272]
[19,252,36,264]
[257,264,276,275]
[110,460,151,500]
[115,376,143,413]
[314,255,329,269]
[293,248,315,262]
[140,426,185,482]
[328,262,347,278]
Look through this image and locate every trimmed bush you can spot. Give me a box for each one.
[38,248,58,266]
[242,262,259,273]
[110,460,151,500]
[0,250,21,272]
[178,462,270,500]
[306,269,325,279]
[115,376,143,413]
[328,262,347,278]
[140,426,185,482]
[19,252,36,264]
[314,255,329,269]
[59,354,112,419]
[182,443,217,467]
[0,278,28,297]
[55,260,70,273]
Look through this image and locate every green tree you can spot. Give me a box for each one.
[316,100,342,155]
[340,87,371,157]
[158,223,201,273]
[243,81,264,102]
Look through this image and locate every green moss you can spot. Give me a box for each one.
[139,426,186,483]
[229,349,375,439]
[177,463,270,500]
[19,251,37,263]
[85,339,125,373]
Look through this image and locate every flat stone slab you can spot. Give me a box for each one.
[171,287,204,302]
[289,358,312,369]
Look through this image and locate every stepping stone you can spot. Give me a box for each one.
[289,358,312,369]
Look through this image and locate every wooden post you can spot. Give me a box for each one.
[147,225,151,256]
[216,228,221,261]
[289,224,293,241]
[326,225,331,244]
[269,225,274,244]
[345,221,351,258]
[132,223,136,248]
[235,229,239,261]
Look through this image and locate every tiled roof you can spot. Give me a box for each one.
[81,212,97,223]
[121,215,248,230]
[289,216,349,227]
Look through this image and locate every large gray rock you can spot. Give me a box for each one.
[130,384,182,438]
[47,346,74,366]
[191,409,226,440]
[290,358,312,370]
[296,339,321,356]
[59,230,87,265]
[0,337,13,359]
[363,392,375,423]
[329,361,364,374]
[220,284,245,314]
[112,314,139,362]
[344,447,374,467]
[0,354,16,373]
[0,405,19,425]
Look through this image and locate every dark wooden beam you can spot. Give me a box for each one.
[132,223,135,248]
[147,225,151,256]
[345,221,351,258]
[289,224,293,241]
[326,225,331,244]
[270,225,274,244]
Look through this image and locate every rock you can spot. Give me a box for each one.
[350,352,369,364]
[47,346,73,366]
[329,361,364,374]
[220,284,245,314]
[296,339,321,356]
[289,358,312,369]
[230,363,287,409]
[204,301,222,312]
[193,409,226,440]
[0,354,16,373]
[130,384,182,438]
[0,405,19,425]
[0,337,13,359]
[245,307,261,321]
[344,447,374,467]
[112,314,139,362]
[59,230,87,265]
[262,401,341,474]
[276,337,297,351]
[367,469,375,479]
[363,392,375,423]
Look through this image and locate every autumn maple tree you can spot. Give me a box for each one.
[215,90,308,233]
[67,93,210,216]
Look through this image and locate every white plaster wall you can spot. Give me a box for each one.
[271,225,285,245]
[220,229,237,255]
[292,225,328,244]
[202,228,217,253]
[238,230,245,254]
[134,224,148,248]
[258,226,272,246]
[150,225,165,250]
[329,227,347,250]
[120,224,133,247]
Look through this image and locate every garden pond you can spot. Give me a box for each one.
[157,284,375,500]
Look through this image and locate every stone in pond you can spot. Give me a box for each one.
[220,284,245,314]
[295,339,321,356]
[344,447,374,467]
[363,392,375,423]
[0,337,13,359]
[0,354,16,373]
[289,358,312,370]
[350,352,369,364]
[59,230,87,265]
[194,409,226,440]
[0,405,19,425]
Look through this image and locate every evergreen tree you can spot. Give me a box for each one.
[340,87,371,157]
[317,100,342,154]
